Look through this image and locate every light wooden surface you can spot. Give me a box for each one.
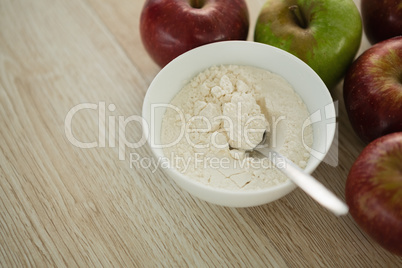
[0,0,401,266]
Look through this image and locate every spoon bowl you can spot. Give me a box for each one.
[143,41,337,208]
[233,131,348,216]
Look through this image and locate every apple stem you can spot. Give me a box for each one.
[190,0,204,8]
[289,5,308,29]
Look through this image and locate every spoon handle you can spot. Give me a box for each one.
[256,148,349,216]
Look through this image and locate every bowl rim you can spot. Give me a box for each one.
[142,40,336,205]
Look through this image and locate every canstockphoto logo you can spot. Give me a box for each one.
[64,101,338,167]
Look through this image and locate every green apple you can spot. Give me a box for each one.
[254,0,362,89]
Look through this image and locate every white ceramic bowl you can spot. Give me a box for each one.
[142,41,336,207]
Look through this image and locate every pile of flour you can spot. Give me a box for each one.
[161,65,313,191]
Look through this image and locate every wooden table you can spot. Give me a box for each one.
[1,0,401,266]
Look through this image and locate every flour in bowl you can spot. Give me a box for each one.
[161,65,313,191]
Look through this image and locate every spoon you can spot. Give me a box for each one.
[241,132,349,216]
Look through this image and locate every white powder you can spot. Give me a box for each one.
[161,65,313,191]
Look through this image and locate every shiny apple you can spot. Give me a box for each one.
[343,36,402,143]
[254,0,362,89]
[361,0,402,44]
[140,0,249,68]
[346,132,402,256]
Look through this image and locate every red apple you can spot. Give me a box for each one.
[345,132,402,256]
[140,0,249,68]
[361,0,402,44]
[343,36,402,143]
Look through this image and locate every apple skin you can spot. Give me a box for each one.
[345,132,402,256]
[140,0,249,68]
[361,0,402,45]
[254,0,362,89]
[343,36,402,143]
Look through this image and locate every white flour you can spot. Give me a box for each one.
[161,65,313,191]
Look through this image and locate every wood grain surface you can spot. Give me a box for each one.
[1,0,401,266]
